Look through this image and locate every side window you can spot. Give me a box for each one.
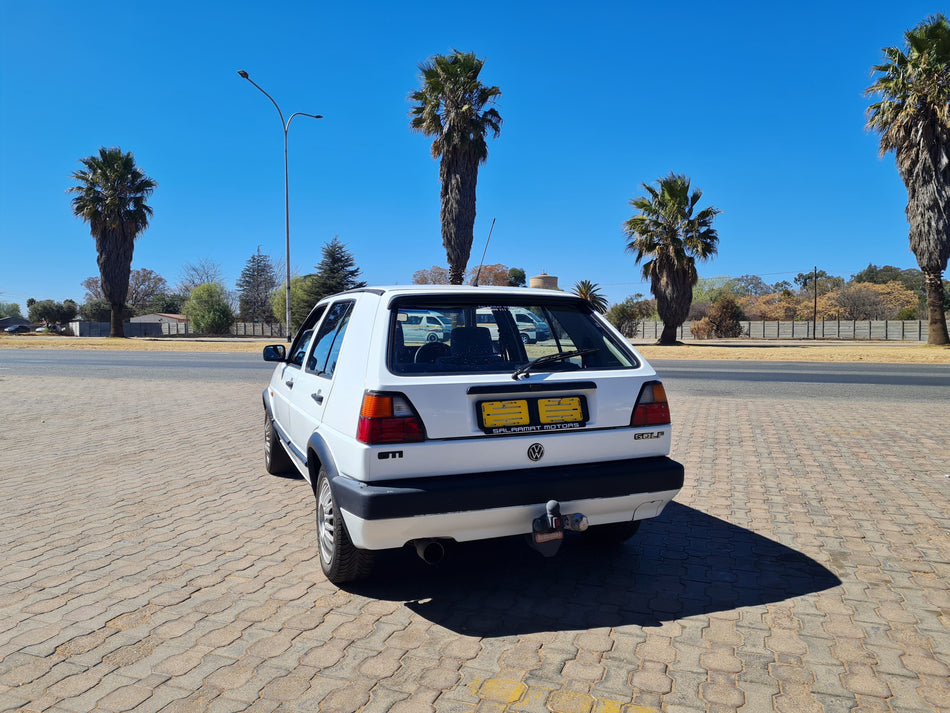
[290,330,314,367]
[307,301,354,377]
[288,306,326,367]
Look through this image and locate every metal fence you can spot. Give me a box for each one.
[68,321,285,338]
[160,322,284,337]
[70,321,164,337]
[636,319,948,341]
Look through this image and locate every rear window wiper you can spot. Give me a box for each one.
[512,348,598,380]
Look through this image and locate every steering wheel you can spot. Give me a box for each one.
[414,341,451,364]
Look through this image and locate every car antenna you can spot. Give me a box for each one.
[471,218,496,287]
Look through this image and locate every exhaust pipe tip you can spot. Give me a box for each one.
[413,539,446,565]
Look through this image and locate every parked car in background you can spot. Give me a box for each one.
[4,325,30,334]
[476,307,537,343]
[262,285,683,583]
[401,310,452,344]
[510,307,551,341]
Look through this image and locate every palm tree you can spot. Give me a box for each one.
[69,147,157,337]
[866,14,950,346]
[623,173,720,345]
[572,280,609,313]
[410,50,502,284]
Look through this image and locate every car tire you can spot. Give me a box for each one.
[521,333,530,344]
[583,520,641,547]
[316,469,374,583]
[426,332,439,343]
[264,413,293,475]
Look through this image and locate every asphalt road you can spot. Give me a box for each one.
[651,359,950,402]
[1,349,948,402]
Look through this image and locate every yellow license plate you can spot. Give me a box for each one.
[480,399,530,427]
[538,397,583,424]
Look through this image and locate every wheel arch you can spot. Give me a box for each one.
[306,432,340,493]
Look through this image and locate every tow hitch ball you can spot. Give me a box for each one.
[528,500,588,556]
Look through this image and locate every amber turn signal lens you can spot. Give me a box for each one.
[360,394,393,419]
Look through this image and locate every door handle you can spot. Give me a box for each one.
[312,392,324,404]
[285,380,294,389]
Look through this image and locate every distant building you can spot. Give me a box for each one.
[0,316,32,331]
[530,273,559,290]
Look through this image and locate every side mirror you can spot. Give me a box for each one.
[263,344,287,362]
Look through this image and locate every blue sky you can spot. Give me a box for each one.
[0,0,939,314]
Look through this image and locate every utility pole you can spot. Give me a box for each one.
[813,265,818,339]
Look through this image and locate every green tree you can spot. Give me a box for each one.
[866,14,950,345]
[79,298,119,322]
[183,283,234,335]
[271,276,316,332]
[852,263,918,288]
[507,267,526,287]
[409,50,502,284]
[691,276,733,304]
[306,237,366,304]
[572,280,609,313]
[623,173,720,345]
[732,274,771,297]
[236,247,278,323]
[68,147,156,337]
[28,299,78,328]
[794,270,845,296]
[148,293,187,315]
[0,302,23,318]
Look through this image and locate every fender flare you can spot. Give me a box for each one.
[306,431,341,491]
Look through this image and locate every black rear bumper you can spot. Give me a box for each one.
[331,456,684,521]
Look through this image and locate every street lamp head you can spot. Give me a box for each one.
[237,70,249,79]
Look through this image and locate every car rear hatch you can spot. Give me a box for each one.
[351,292,674,482]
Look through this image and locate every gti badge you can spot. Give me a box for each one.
[527,443,544,462]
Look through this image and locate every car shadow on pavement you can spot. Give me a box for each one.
[347,502,841,636]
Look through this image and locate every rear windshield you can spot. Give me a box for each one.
[388,299,639,375]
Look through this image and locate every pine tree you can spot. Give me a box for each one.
[236,247,278,323]
[307,237,366,303]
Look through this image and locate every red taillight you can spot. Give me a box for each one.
[631,381,671,427]
[357,392,426,444]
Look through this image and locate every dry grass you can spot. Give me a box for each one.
[3,333,949,363]
[634,340,950,364]
[0,335,263,353]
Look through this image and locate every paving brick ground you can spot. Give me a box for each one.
[0,368,948,712]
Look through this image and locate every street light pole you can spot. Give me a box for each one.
[238,70,322,342]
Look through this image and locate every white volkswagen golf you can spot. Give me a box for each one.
[262,285,683,583]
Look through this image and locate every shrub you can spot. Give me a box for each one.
[707,296,745,338]
[606,295,654,338]
[183,283,234,334]
[690,317,714,339]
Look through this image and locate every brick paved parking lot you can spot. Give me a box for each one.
[0,365,948,712]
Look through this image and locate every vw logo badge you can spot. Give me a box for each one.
[527,443,544,462]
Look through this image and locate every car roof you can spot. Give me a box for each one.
[344,285,570,298]
[310,285,588,317]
